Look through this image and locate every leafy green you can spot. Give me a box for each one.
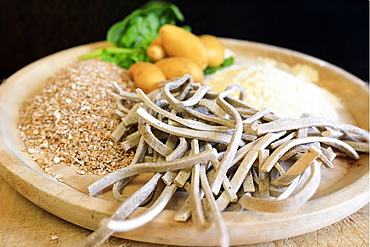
[204,57,234,74]
[107,1,184,49]
[83,1,185,69]
[101,48,150,69]
[81,47,149,69]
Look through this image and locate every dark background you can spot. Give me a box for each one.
[1,0,368,82]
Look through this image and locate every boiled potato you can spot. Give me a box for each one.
[150,35,162,46]
[199,34,225,67]
[147,45,166,62]
[155,57,204,83]
[147,36,167,62]
[129,62,166,93]
[159,24,208,70]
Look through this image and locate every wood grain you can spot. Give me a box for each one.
[0,174,368,246]
[0,39,368,246]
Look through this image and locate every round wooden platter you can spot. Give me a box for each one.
[0,38,368,246]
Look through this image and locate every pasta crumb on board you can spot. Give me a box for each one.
[18,59,136,175]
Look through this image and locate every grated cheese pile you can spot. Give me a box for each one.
[205,60,343,121]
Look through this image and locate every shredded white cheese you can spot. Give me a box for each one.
[205,63,343,121]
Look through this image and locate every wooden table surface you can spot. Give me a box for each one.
[0,174,368,247]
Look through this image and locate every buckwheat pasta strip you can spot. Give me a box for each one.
[175,181,207,223]
[174,167,192,187]
[174,185,194,222]
[242,169,255,192]
[162,75,192,106]
[120,102,143,126]
[189,140,207,228]
[175,80,194,101]
[174,196,192,222]
[205,143,238,202]
[307,127,323,136]
[242,134,258,142]
[321,147,336,160]
[257,117,370,141]
[197,99,229,118]
[112,177,131,203]
[230,142,255,167]
[113,175,157,207]
[236,107,280,122]
[322,129,364,141]
[199,164,230,247]
[270,174,300,200]
[163,75,211,108]
[107,183,177,232]
[111,122,127,142]
[174,141,200,187]
[317,150,335,169]
[271,146,322,187]
[163,82,237,128]
[344,133,366,142]
[222,176,238,203]
[279,144,311,161]
[141,124,173,157]
[274,176,300,200]
[162,170,179,186]
[83,173,162,247]
[136,107,234,144]
[321,129,343,138]
[257,149,270,199]
[161,136,187,174]
[177,85,211,107]
[270,132,297,149]
[181,105,236,128]
[172,77,200,104]
[161,73,192,91]
[343,140,369,152]
[211,85,244,195]
[243,107,274,124]
[162,137,189,185]
[88,148,217,196]
[136,89,230,132]
[273,162,286,175]
[186,89,217,104]
[166,137,189,161]
[242,122,259,135]
[120,131,141,151]
[113,82,142,102]
[217,132,286,211]
[239,161,321,213]
[223,93,256,110]
[114,109,126,118]
[296,113,312,139]
[150,127,170,140]
[261,136,359,172]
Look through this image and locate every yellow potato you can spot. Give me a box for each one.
[199,34,225,67]
[147,44,166,62]
[129,62,166,93]
[159,24,208,70]
[150,35,162,46]
[155,57,204,83]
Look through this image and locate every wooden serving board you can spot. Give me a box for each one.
[0,39,368,246]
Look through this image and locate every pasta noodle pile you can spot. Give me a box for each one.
[83,74,369,247]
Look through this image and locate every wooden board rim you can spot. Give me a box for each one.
[0,39,368,246]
